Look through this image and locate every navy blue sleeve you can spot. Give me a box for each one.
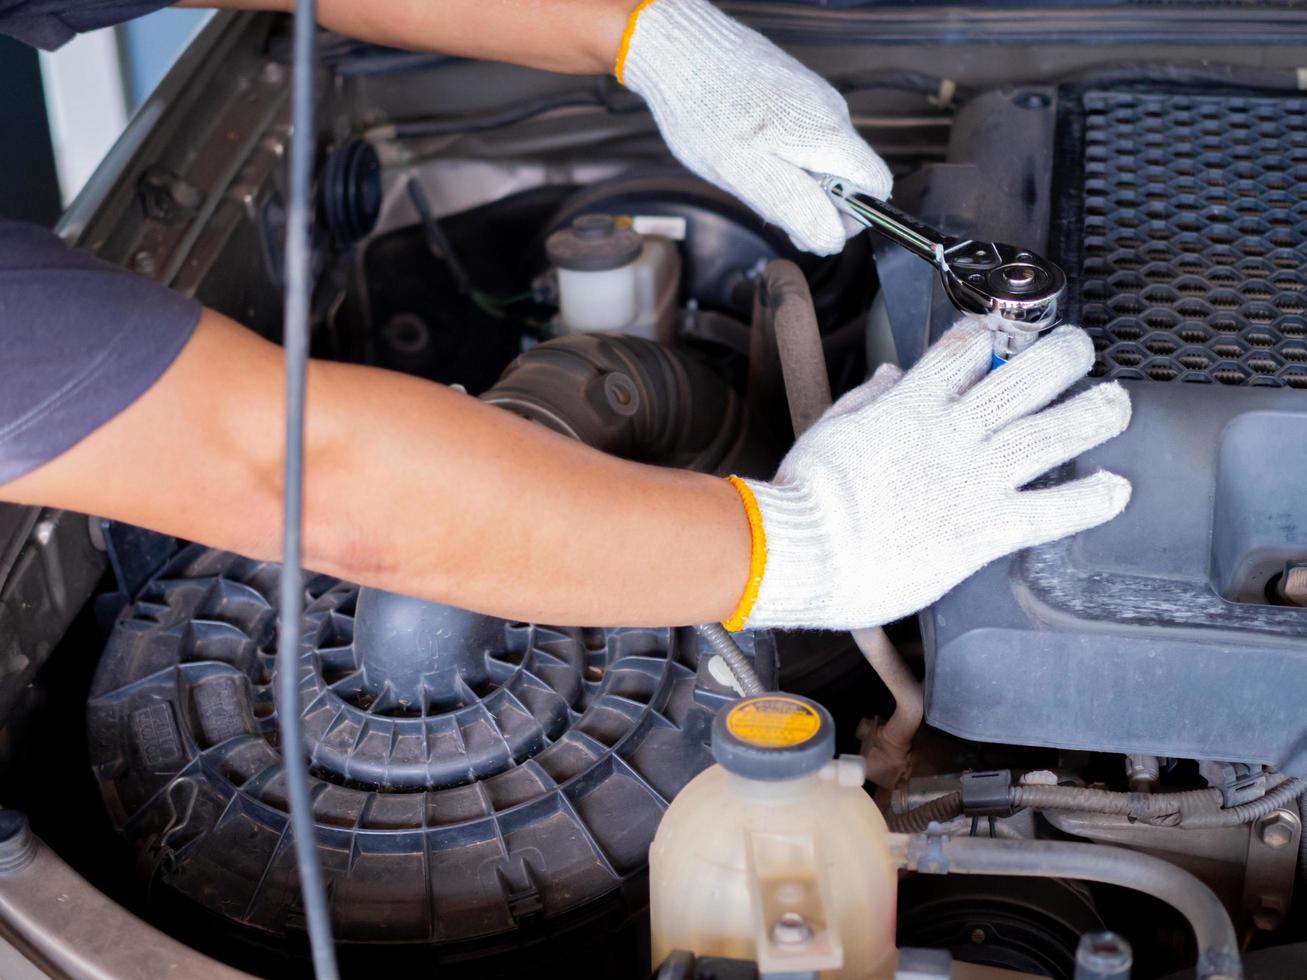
[0,221,201,484]
[0,0,174,49]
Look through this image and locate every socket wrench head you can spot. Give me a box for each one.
[939,239,1066,334]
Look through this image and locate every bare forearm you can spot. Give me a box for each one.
[177,0,633,75]
[0,312,750,627]
[301,353,750,624]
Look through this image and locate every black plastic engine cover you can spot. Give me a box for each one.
[878,85,1307,771]
[925,381,1307,770]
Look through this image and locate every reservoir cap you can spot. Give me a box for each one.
[546,213,643,271]
[712,694,835,781]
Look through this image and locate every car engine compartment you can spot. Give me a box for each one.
[2,7,1307,978]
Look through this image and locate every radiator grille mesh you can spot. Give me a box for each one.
[1076,90,1307,387]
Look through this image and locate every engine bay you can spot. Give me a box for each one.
[3,7,1307,978]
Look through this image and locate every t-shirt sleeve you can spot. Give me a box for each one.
[0,221,201,484]
[0,0,176,50]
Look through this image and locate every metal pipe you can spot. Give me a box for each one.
[896,835,1242,980]
[0,814,251,979]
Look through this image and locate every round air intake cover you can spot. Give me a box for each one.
[88,546,719,946]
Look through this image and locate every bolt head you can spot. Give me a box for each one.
[770,911,813,946]
[1077,930,1133,972]
[1259,812,1296,849]
[1253,900,1285,931]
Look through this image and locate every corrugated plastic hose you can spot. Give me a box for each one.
[888,792,961,833]
[696,623,765,696]
[1179,777,1307,829]
[1011,784,1222,822]
[890,779,1306,835]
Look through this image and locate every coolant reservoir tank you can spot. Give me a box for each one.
[649,694,898,978]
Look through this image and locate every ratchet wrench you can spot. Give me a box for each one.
[821,177,1067,364]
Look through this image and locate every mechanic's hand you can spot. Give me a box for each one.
[617,0,891,255]
[730,318,1133,630]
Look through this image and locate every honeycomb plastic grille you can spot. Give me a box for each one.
[1076,90,1307,387]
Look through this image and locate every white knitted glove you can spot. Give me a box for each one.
[618,0,892,255]
[737,318,1133,630]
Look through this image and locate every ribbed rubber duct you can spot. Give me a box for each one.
[481,332,760,474]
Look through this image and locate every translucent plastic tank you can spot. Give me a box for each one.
[547,214,681,343]
[650,694,898,978]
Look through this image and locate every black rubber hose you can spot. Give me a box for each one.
[379,81,644,139]
[904,837,1242,980]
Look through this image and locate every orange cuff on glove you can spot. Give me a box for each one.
[613,0,658,83]
[722,476,767,632]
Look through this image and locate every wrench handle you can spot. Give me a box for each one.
[821,178,951,262]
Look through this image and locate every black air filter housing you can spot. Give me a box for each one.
[87,547,769,954]
[874,86,1307,772]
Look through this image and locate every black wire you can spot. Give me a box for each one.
[386,79,644,138]
[279,1,340,977]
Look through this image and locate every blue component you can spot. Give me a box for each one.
[990,351,1007,370]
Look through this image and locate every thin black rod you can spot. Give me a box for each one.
[277,0,340,976]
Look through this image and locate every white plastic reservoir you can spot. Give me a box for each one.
[649,693,898,978]
[547,213,681,343]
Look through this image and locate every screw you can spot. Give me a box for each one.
[133,250,157,275]
[770,911,813,946]
[0,811,36,874]
[969,927,986,944]
[603,373,638,415]
[1259,812,1295,849]
[1013,91,1051,110]
[1076,930,1133,978]
[1003,266,1037,287]
[1252,901,1284,931]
